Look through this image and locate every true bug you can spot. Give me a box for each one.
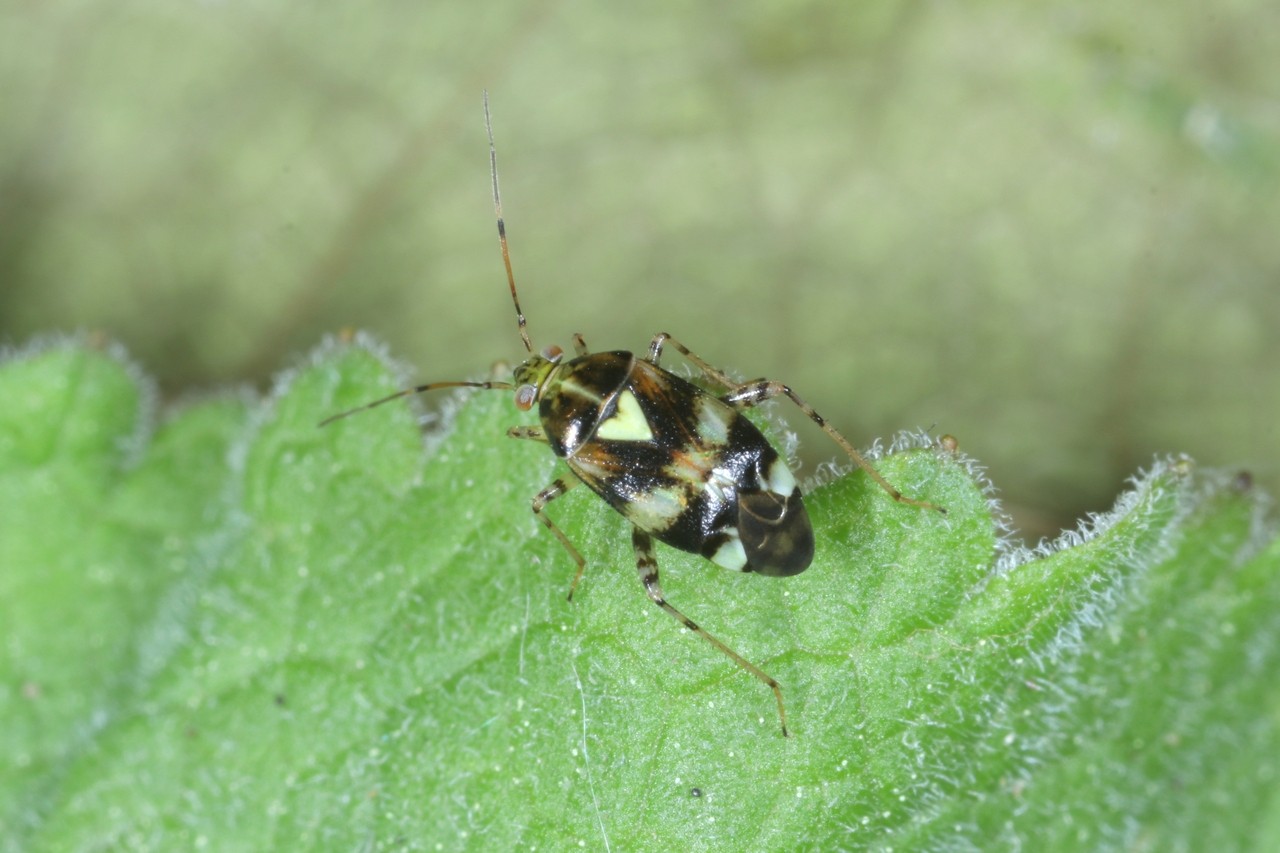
[320,94,945,736]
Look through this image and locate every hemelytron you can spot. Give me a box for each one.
[320,93,945,737]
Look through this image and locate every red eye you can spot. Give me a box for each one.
[541,345,563,362]
[515,384,537,411]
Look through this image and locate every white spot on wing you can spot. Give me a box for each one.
[695,397,732,445]
[628,486,686,532]
[595,391,654,442]
[767,458,797,496]
[710,533,748,572]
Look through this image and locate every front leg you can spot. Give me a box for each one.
[529,477,590,600]
[510,428,594,596]
[508,425,548,442]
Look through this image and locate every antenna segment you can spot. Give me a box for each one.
[484,90,532,353]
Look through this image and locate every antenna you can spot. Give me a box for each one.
[317,378,514,427]
[484,90,532,353]
[317,94,527,429]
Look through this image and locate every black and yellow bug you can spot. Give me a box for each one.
[321,94,944,736]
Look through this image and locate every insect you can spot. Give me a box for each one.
[320,93,945,736]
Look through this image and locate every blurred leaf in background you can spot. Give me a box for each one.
[2,0,1277,532]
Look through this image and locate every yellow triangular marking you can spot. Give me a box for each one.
[596,391,654,442]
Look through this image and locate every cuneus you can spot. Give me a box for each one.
[320,93,945,737]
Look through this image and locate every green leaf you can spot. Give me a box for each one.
[2,337,1277,850]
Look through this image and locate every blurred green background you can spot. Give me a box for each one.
[2,1,1277,538]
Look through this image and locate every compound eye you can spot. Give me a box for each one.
[541,344,564,362]
[514,384,538,411]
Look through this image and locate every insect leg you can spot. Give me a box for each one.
[723,379,944,513]
[531,477,590,600]
[508,425,548,442]
[572,333,589,356]
[632,528,790,737]
[649,332,943,514]
[646,332,736,390]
